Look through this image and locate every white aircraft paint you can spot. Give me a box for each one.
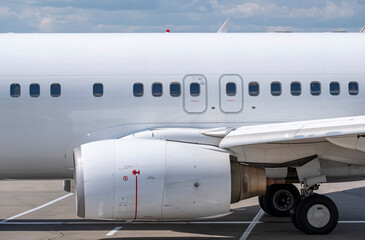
[0,33,364,179]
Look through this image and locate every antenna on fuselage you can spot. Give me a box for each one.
[361,26,365,33]
[217,18,230,33]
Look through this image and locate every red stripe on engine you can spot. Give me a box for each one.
[135,176,138,220]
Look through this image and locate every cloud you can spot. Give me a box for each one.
[266,25,296,32]
[223,1,355,19]
[223,2,283,18]
[32,0,160,11]
[0,0,363,33]
[322,1,354,19]
[0,6,16,18]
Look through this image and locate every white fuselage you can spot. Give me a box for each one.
[0,33,364,179]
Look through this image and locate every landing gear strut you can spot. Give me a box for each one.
[290,184,338,234]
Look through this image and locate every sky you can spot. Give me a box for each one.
[0,0,364,33]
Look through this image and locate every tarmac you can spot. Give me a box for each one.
[0,180,365,240]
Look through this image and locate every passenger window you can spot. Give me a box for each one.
[248,82,259,96]
[133,83,144,97]
[170,83,181,97]
[330,82,340,96]
[50,83,61,97]
[271,82,281,96]
[29,83,40,97]
[10,83,21,97]
[93,83,103,97]
[152,83,163,97]
[226,82,237,96]
[310,81,321,96]
[190,83,200,96]
[349,82,359,95]
[291,82,301,96]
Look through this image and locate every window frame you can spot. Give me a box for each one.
[29,83,40,98]
[348,81,359,96]
[10,83,21,98]
[190,82,201,97]
[50,83,61,97]
[169,82,181,97]
[310,81,321,96]
[226,82,237,97]
[248,81,259,96]
[290,81,302,96]
[329,81,340,96]
[93,83,103,97]
[133,83,144,97]
[152,82,163,97]
[271,81,282,96]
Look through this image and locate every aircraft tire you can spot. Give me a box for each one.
[295,194,338,234]
[258,195,267,213]
[263,184,300,217]
[290,196,304,231]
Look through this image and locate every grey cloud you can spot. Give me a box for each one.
[31,0,160,11]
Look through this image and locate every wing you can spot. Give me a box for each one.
[217,115,365,152]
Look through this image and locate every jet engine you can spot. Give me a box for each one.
[74,138,267,220]
[74,139,233,220]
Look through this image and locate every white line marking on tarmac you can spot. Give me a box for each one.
[0,193,73,224]
[2,221,259,225]
[338,221,365,224]
[1,219,365,226]
[106,226,122,236]
[239,209,265,240]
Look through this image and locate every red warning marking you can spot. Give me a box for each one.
[190,100,200,102]
[135,175,138,220]
[123,176,128,181]
[227,100,236,102]
[132,170,140,219]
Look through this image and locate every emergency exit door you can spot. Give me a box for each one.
[183,75,207,113]
[220,75,243,113]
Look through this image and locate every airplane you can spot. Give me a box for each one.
[1,22,365,235]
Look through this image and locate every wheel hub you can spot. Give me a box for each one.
[273,189,294,211]
[306,204,331,228]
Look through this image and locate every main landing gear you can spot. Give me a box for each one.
[259,183,338,234]
[290,184,338,234]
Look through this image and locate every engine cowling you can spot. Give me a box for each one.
[74,139,232,220]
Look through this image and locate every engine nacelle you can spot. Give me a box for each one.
[74,139,232,220]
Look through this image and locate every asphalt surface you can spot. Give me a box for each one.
[0,180,365,240]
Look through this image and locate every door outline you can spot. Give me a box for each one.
[183,74,208,114]
[219,74,243,113]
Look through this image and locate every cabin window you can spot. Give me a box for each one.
[271,82,281,96]
[349,82,359,95]
[190,83,200,96]
[248,82,259,96]
[226,82,237,96]
[50,83,61,97]
[10,84,21,97]
[170,83,181,97]
[133,83,144,97]
[330,82,340,96]
[291,82,301,96]
[93,83,103,97]
[29,83,40,97]
[310,81,321,96]
[152,82,163,97]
